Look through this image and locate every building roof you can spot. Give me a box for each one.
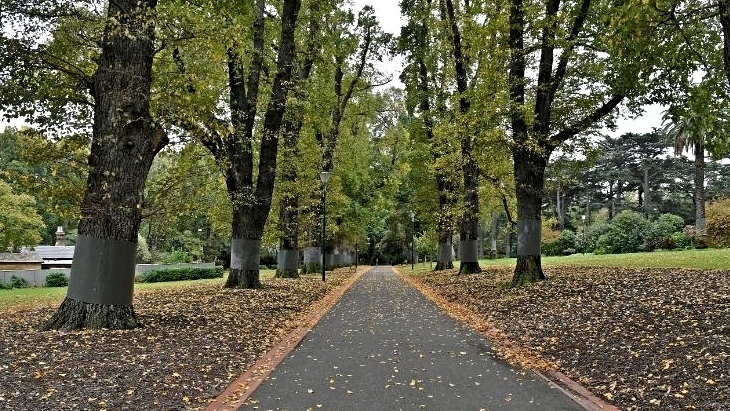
[32,246,75,260]
[0,252,44,264]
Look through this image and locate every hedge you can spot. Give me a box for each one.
[137,266,224,283]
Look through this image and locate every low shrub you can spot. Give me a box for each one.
[651,236,677,250]
[138,266,224,283]
[542,229,577,256]
[9,276,30,289]
[595,210,652,254]
[45,272,69,287]
[707,198,730,248]
[672,231,692,249]
[652,213,685,239]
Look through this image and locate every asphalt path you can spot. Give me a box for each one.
[238,266,585,410]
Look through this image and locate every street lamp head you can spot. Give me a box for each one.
[581,215,586,221]
[408,211,415,221]
[320,171,331,184]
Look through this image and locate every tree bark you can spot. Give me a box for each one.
[459,152,481,275]
[443,0,480,275]
[719,0,730,87]
[276,9,319,279]
[42,0,166,331]
[489,213,499,259]
[694,140,706,236]
[435,176,456,271]
[209,0,300,288]
[511,147,547,287]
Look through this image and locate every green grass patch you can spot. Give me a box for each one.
[0,269,278,311]
[479,248,730,270]
[403,248,730,273]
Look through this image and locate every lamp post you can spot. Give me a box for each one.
[197,228,203,262]
[408,211,415,270]
[320,171,331,281]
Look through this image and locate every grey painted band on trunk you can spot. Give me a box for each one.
[696,217,707,232]
[517,219,542,255]
[460,239,479,262]
[303,247,319,263]
[67,235,136,305]
[438,243,453,262]
[277,249,299,270]
[231,239,261,271]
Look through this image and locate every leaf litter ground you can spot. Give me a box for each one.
[3,266,729,411]
[406,266,730,411]
[0,269,354,411]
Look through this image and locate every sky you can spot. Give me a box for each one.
[352,0,665,136]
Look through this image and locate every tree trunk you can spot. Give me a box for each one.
[435,175,456,271]
[218,0,300,288]
[435,238,454,270]
[720,0,730,87]
[511,147,547,287]
[276,7,318,279]
[459,153,481,275]
[643,167,651,215]
[489,213,499,259]
[276,119,302,279]
[695,140,707,236]
[42,0,166,331]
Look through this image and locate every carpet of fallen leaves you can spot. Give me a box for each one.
[0,269,355,411]
[408,266,730,411]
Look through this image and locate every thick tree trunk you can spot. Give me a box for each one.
[489,213,499,259]
[511,148,547,287]
[276,120,301,279]
[642,168,651,215]
[219,0,300,288]
[459,153,481,275]
[275,8,317,280]
[435,175,456,271]
[695,141,706,236]
[434,239,454,271]
[42,0,165,331]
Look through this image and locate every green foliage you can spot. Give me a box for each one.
[45,272,69,287]
[594,211,653,254]
[0,180,46,251]
[136,235,153,264]
[137,267,224,283]
[649,213,686,250]
[9,276,30,289]
[671,231,692,249]
[542,230,578,257]
[706,198,730,248]
[161,249,192,264]
[415,228,438,261]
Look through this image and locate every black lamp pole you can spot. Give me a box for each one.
[320,171,330,281]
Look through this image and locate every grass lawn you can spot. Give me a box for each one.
[0,268,277,311]
[406,247,730,273]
